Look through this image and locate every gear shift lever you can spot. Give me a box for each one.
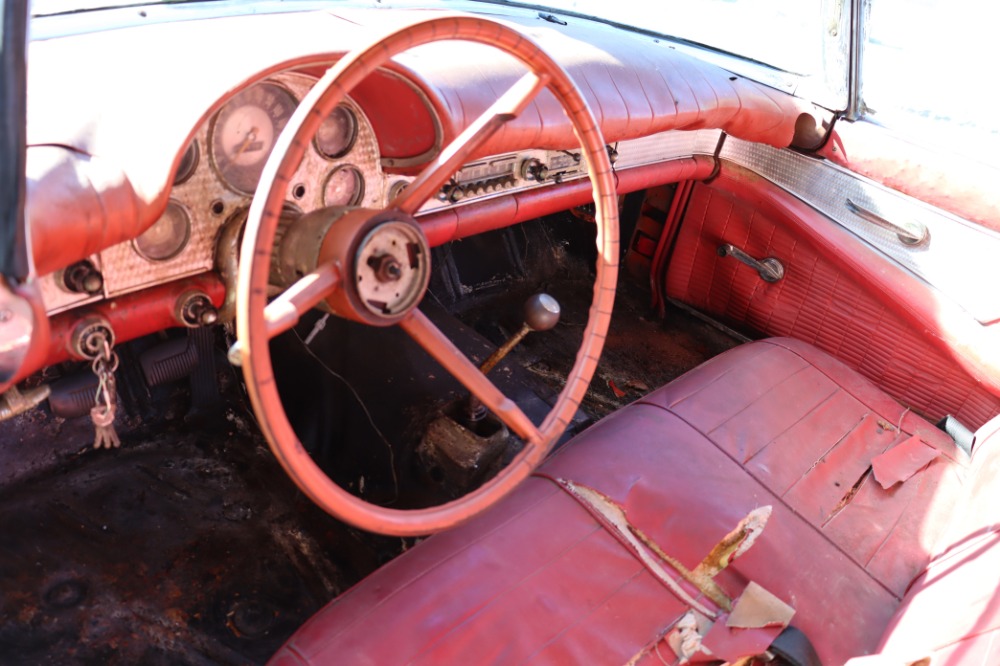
[467,293,560,423]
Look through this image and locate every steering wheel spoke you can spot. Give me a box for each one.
[398,309,542,446]
[390,71,550,215]
[263,262,341,339]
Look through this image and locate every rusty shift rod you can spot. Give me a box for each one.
[467,293,561,423]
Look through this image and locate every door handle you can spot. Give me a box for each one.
[846,199,928,246]
[717,244,785,283]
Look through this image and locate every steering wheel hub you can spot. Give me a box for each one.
[355,219,429,319]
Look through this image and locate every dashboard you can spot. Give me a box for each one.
[10,3,826,385]
[35,64,725,320]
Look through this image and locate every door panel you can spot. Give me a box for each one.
[665,170,1000,430]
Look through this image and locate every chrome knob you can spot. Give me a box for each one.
[523,292,561,331]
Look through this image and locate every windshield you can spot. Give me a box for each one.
[30,0,852,110]
[495,0,851,110]
[541,0,820,74]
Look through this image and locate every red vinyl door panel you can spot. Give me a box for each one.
[665,170,1000,431]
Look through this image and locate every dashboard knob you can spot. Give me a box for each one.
[63,260,104,296]
[177,291,219,328]
[520,158,549,182]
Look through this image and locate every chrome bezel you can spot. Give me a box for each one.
[314,104,359,160]
[132,200,193,262]
[208,81,299,196]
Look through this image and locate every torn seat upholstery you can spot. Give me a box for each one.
[270,338,967,665]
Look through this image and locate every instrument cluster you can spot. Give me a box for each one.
[40,71,389,315]
[36,63,723,320]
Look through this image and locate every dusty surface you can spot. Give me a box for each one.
[0,213,743,664]
[0,409,396,665]
[462,278,740,420]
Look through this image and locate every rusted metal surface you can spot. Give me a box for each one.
[417,411,512,493]
[0,410,369,665]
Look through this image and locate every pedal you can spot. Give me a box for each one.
[188,327,220,410]
[48,372,100,419]
[139,337,198,387]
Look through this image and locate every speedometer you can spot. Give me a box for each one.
[210,82,297,194]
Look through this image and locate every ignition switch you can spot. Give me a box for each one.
[70,316,116,359]
[176,291,219,327]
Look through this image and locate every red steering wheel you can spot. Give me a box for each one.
[235,15,619,536]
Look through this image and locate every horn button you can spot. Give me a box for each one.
[354,220,429,319]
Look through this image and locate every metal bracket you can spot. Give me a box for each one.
[0,385,51,422]
[717,244,785,283]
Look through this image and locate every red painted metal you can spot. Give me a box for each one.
[37,274,224,378]
[420,156,716,247]
[819,119,1000,234]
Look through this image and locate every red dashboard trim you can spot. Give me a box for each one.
[419,156,716,247]
[22,274,226,385]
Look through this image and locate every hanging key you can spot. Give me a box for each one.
[91,400,120,449]
[89,334,122,449]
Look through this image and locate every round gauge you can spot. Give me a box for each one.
[315,105,358,159]
[210,82,297,194]
[388,180,409,202]
[134,200,191,261]
[324,165,365,206]
[174,140,199,185]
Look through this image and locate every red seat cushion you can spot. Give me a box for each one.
[870,417,1000,664]
[270,338,966,666]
